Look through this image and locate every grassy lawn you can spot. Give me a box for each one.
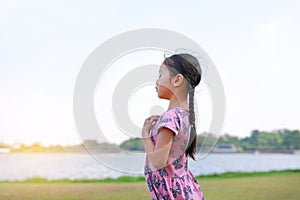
[0,182,150,200]
[202,172,300,200]
[0,171,299,200]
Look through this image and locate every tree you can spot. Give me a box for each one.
[120,138,145,151]
[281,129,300,149]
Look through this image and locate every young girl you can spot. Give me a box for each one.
[142,53,205,200]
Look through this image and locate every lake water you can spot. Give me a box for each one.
[0,153,299,181]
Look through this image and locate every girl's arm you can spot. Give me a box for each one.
[142,116,174,169]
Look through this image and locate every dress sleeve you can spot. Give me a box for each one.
[156,110,180,135]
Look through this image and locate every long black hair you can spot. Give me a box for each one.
[163,53,202,160]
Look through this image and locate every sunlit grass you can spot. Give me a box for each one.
[202,172,300,200]
[0,170,299,200]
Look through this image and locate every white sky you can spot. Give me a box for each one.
[0,0,299,146]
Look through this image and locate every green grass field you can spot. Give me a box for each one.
[0,171,299,200]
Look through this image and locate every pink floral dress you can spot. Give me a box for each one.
[144,107,205,200]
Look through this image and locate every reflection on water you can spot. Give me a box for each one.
[0,153,299,181]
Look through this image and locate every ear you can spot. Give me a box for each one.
[173,74,185,87]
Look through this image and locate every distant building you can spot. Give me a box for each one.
[213,144,237,153]
[0,148,10,154]
[293,149,300,154]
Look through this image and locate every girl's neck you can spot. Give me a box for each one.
[168,96,189,110]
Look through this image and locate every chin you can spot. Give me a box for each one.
[157,94,170,100]
[157,94,164,99]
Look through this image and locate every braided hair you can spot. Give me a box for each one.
[163,53,202,160]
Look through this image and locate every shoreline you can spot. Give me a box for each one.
[1,169,299,184]
[1,151,299,154]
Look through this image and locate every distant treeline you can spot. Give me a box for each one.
[1,129,299,153]
[219,129,300,150]
[0,140,120,153]
[120,129,300,151]
[0,143,85,153]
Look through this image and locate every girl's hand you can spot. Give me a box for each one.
[142,115,160,138]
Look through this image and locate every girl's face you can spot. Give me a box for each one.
[156,64,173,99]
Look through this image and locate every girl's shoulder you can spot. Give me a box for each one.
[163,107,189,118]
[156,107,189,126]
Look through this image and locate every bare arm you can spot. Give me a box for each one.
[142,116,174,169]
